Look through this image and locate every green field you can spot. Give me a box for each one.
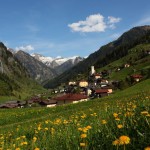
[0,79,150,150]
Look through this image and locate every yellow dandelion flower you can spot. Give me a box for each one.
[80,143,86,147]
[119,135,130,145]
[112,139,119,146]
[141,111,149,115]
[144,146,150,150]
[37,126,41,131]
[33,137,37,142]
[45,120,48,124]
[101,120,107,124]
[78,128,82,131]
[80,134,87,138]
[21,136,26,138]
[113,113,118,118]
[44,127,48,131]
[146,114,150,117]
[34,148,40,150]
[115,118,120,121]
[86,125,92,129]
[117,124,123,129]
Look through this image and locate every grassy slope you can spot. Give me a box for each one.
[0,79,149,149]
[0,77,46,104]
[95,44,150,81]
[0,79,149,128]
[0,79,149,150]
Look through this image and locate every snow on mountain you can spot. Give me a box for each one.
[31,53,83,68]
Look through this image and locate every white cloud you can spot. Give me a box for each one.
[68,14,107,32]
[108,16,121,24]
[15,45,34,52]
[68,14,121,33]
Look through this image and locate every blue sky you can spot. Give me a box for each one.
[0,0,150,57]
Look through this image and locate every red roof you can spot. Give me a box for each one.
[54,94,88,101]
[95,89,108,94]
[94,74,101,76]
[131,74,143,78]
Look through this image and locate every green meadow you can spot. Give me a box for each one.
[0,79,150,150]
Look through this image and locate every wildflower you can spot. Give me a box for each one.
[146,114,150,117]
[115,118,120,121]
[80,143,86,147]
[20,142,28,146]
[117,124,123,129]
[63,120,68,124]
[51,128,55,135]
[101,120,107,124]
[113,113,118,118]
[141,111,149,115]
[119,135,130,145]
[37,126,41,131]
[144,146,150,150]
[15,148,20,150]
[80,134,87,138]
[78,128,82,131]
[44,127,48,131]
[86,125,92,129]
[112,139,119,146]
[33,137,37,142]
[21,136,26,138]
[34,148,40,150]
[45,120,48,124]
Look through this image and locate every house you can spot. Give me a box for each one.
[101,86,113,94]
[94,73,102,80]
[131,74,143,82]
[54,94,88,105]
[100,79,109,85]
[39,100,57,107]
[94,89,109,97]
[145,50,150,55]
[68,81,76,86]
[124,64,130,68]
[79,81,88,87]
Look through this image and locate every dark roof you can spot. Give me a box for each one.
[0,104,18,108]
[95,89,108,94]
[131,74,143,78]
[54,94,88,101]
[39,100,57,105]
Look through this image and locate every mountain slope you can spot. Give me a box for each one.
[32,53,84,74]
[0,42,45,101]
[44,25,150,88]
[15,51,57,83]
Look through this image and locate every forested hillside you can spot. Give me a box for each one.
[44,26,150,88]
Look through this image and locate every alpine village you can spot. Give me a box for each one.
[0,25,150,149]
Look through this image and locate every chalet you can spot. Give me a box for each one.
[101,86,113,94]
[94,73,102,79]
[39,100,57,107]
[100,79,109,85]
[124,64,130,68]
[131,74,143,82]
[54,94,88,105]
[69,81,76,86]
[94,89,109,97]
[79,81,88,87]
[145,50,150,55]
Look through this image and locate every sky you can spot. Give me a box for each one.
[0,0,150,58]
